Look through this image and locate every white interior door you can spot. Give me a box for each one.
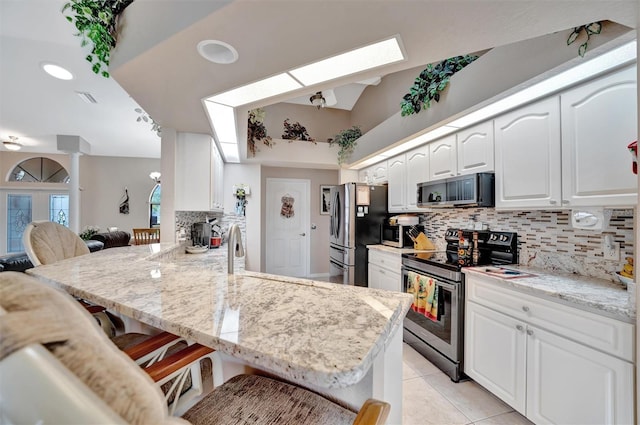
[265,178,310,278]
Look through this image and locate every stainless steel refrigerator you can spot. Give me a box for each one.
[329,183,387,286]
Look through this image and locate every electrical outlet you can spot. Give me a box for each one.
[603,237,620,261]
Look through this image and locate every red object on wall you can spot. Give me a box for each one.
[628,141,637,175]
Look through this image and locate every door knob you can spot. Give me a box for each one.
[299,233,306,237]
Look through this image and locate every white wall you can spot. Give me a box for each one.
[79,155,160,234]
[224,163,261,271]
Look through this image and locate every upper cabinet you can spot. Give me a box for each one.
[359,162,388,184]
[495,65,638,210]
[387,145,429,212]
[456,121,495,175]
[175,133,224,212]
[428,135,457,180]
[560,65,637,207]
[494,96,562,209]
[429,121,494,181]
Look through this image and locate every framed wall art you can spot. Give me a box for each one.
[320,185,333,215]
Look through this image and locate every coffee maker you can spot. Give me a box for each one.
[191,222,211,247]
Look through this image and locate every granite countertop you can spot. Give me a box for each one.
[26,243,413,389]
[463,265,635,323]
[367,244,441,255]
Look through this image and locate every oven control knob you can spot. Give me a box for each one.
[500,235,508,242]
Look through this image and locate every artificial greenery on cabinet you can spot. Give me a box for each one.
[567,22,602,57]
[400,55,478,116]
[330,126,362,165]
[282,119,315,142]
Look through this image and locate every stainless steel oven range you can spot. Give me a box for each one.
[401,229,518,382]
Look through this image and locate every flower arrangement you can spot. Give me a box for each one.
[247,108,274,156]
[79,225,100,240]
[282,119,315,143]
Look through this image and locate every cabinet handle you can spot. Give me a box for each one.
[516,325,524,331]
[379,269,385,274]
[522,306,530,312]
[526,329,534,336]
[562,200,569,204]
[549,200,557,205]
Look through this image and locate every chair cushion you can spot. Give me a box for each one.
[0,272,186,425]
[182,374,357,425]
[90,231,131,249]
[29,221,90,265]
[0,253,33,272]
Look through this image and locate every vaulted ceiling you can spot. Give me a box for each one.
[1,1,637,160]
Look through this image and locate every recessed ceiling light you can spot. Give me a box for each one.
[197,40,239,64]
[41,63,74,80]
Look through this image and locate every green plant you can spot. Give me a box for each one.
[247,108,274,156]
[401,55,478,116]
[62,0,134,78]
[567,22,602,57]
[282,119,315,142]
[79,225,100,240]
[329,126,362,164]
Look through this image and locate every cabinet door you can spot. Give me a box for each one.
[211,143,224,211]
[370,162,388,184]
[494,97,562,209]
[405,146,428,210]
[456,121,494,175]
[175,133,212,211]
[465,301,527,414]
[387,154,406,212]
[429,135,457,180]
[561,65,638,207]
[368,263,401,292]
[526,326,634,425]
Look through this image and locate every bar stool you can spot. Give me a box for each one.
[133,228,161,245]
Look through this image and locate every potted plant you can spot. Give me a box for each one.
[247,108,274,156]
[401,55,478,116]
[330,126,362,164]
[62,0,134,78]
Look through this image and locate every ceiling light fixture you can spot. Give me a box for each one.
[3,136,22,151]
[41,63,74,80]
[309,92,326,109]
[197,40,239,64]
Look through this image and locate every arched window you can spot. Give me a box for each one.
[149,183,161,227]
[8,157,69,183]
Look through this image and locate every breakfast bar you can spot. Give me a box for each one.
[26,243,412,423]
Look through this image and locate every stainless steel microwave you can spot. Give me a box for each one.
[417,172,495,207]
[381,224,424,248]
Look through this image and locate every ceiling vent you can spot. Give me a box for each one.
[75,91,97,104]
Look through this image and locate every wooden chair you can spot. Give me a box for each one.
[0,272,391,425]
[133,228,160,245]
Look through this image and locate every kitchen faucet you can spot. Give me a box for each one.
[227,223,245,274]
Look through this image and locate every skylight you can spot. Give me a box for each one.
[208,74,303,108]
[203,100,240,163]
[289,37,405,86]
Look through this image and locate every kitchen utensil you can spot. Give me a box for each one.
[615,271,634,288]
[414,232,436,251]
[186,245,208,254]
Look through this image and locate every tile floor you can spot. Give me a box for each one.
[401,343,533,425]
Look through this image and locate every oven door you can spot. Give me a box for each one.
[401,266,462,362]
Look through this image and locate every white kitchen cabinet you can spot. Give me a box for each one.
[494,96,562,209]
[359,162,388,184]
[456,121,494,175]
[387,146,429,213]
[560,65,637,207]
[428,135,457,180]
[465,275,635,424]
[211,142,225,210]
[368,248,402,292]
[175,132,223,212]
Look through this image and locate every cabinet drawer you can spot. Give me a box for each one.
[368,249,402,273]
[466,277,634,361]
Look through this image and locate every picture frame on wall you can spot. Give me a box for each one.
[320,185,333,215]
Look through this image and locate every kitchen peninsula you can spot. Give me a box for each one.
[26,243,412,423]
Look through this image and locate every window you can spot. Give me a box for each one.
[49,195,69,227]
[8,157,69,183]
[149,183,161,227]
[7,195,32,252]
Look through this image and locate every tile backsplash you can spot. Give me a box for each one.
[175,211,246,243]
[420,208,635,282]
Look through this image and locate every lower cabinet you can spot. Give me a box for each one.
[368,248,401,292]
[465,277,634,425]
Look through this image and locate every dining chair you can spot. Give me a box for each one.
[133,227,161,245]
[0,272,391,425]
